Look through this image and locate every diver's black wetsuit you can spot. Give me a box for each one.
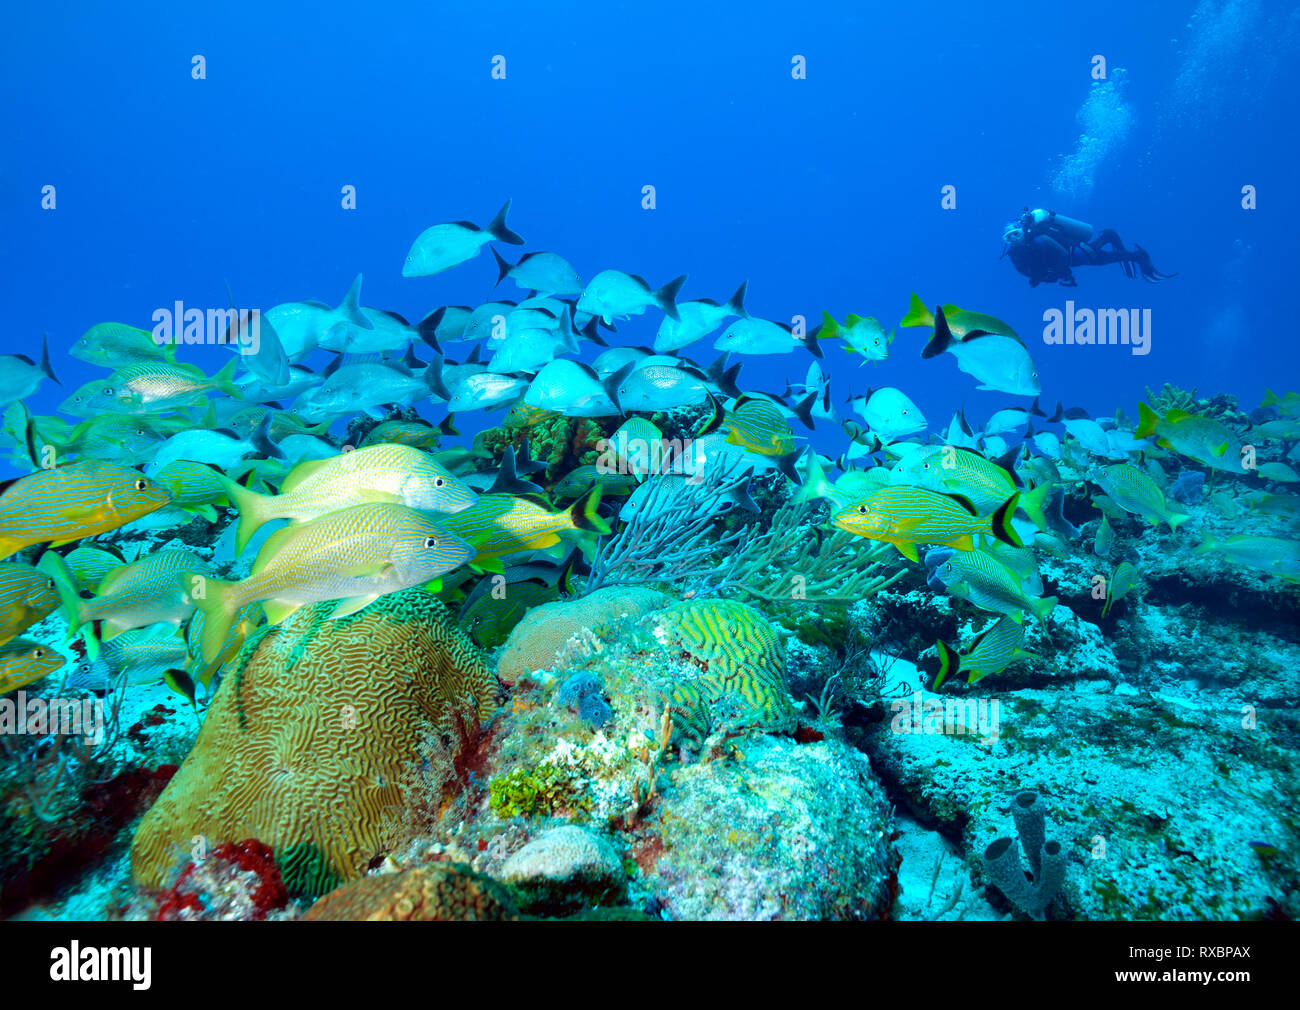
[1002,209,1175,287]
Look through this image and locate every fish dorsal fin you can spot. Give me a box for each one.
[279,458,330,495]
[845,314,863,327]
[1164,409,1192,423]
[947,493,978,516]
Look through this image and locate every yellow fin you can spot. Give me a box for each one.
[262,599,302,625]
[329,594,381,620]
[279,458,330,495]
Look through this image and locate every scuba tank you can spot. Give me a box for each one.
[1023,208,1094,245]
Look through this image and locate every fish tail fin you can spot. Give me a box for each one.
[793,392,817,431]
[490,246,512,287]
[569,486,611,535]
[900,292,934,330]
[1167,510,1191,532]
[424,353,452,401]
[1018,482,1051,531]
[1135,402,1160,440]
[819,310,841,342]
[654,274,688,322]
[219,475,275,555]
[934,639,957,690]
[725,280,749,318]
[39,333,59,384]
[38,550,85,636]
[921,305,954,359]
[800,452,836,504]
[991,492,1024,547]
[184,572,240,666]
[251,414,285,460]
[603,362,635,416]
[1194,535,1216,554]
[486,199,525,245]
[717,361,743,400]
[1031,595,1058,621]
[777,448,805,485]
[731,472,760,514]
[800,324,823,359]
[212,357,241,398]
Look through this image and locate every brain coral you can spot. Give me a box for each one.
[650,599,797,746]
[131,589,501,896]
[497,586,671,685]
[303,863,520,920]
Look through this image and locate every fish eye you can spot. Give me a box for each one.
[105,388,113,395]
[424,537,438,548]
[435,477,445,487]
[134,479,148,490]
[33,648,44,658]
[858,505,867,514]
[902,409,908,415]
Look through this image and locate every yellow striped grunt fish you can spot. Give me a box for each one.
[359,417,452,449]
[69,322,178,368]
[1089,464,1189,532]
[889,445,1050,531]
[60,545,130,593]
[931,548,1057,620]
[58,360,240,418]
[550,465,639,502]
[221,443,479,554]
[934,616,1036,688]
[1135,403,1247,475]
[45,548,209,653]
[0,461,170,559]
[153,460,230,519]
[1101,561,1140,618]
[719,394,798,458]
[832,486,1022,561]
[0,561,59,645]
[182,502,477,663]
[0,638,66,695]
[433,488,611,567]
[62,625,190,692]
[1094,513,1115,557]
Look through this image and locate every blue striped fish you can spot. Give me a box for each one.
[46,548,209,656]
[0,562,59,645]
[433,489,610,566]
[0,638,65,695]
[61,545,130,593]
[0,461,170,559]
[722,394,797,457]
[832,485,1022,561]
[1101,561,1140,618]
[934,616,1036,688]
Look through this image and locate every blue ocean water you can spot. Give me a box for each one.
[2,1,1297,470]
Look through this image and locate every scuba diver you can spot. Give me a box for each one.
[1001,208,1175,287]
